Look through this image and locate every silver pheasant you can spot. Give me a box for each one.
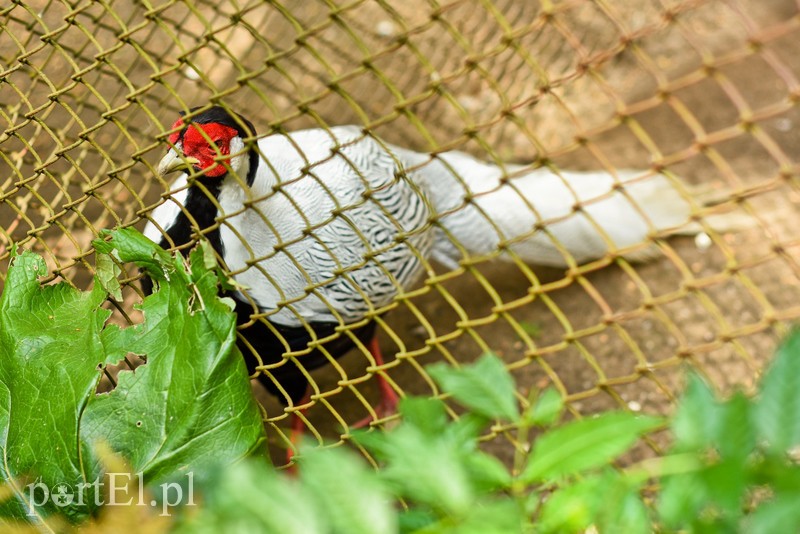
[145,110,693,328]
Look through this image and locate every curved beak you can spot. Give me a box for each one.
[157,148,200,176]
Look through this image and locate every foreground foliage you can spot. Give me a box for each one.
[0,230,265,525]
[176,333,800,534]
[1,230,799,532]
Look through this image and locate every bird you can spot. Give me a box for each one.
[142,105,699,451]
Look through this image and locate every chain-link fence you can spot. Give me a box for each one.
[2,0,800,465]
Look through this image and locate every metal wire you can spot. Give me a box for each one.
[3,0,800,465]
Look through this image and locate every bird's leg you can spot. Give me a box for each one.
[351,336,400,429]
[369,336,400,415]
[286,387,311,465]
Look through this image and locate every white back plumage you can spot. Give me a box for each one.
[146,126,692,326]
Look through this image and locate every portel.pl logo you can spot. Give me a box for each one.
[25,472,195,517]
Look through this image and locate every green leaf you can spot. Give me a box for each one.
[449,498,524,534]
[298,445,396,534]
[0,230,266,522]
[658,471,708,529]
[95,253,122,302]
[356,424,474,516]
[716,391,755,461]
[399,399,490,456]
[754,457,800,494]
[700,458,748,522]
[399,397,449,436]
[94,227,173,283]
[462,452,512,492]
[748,493,800,534]
[172,460,323,534]
[398,508,437,533]
[523,387,563,427]
[427,354,519,421]
[536,475,605,533]
[755,329,800,452]
[539,470,649,534]
[597,485,650,534]
[81,232,266,485]
[0,252,112,521]
[521,412,662,483]
[537,470,650,534]
[672,372,722,451]
[443,413,490,446]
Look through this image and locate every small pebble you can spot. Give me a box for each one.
[775,118,792,132]
[627,400,642,412]
[695,232,712,251]
[376,20,396,37]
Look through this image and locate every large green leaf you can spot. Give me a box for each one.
[82,230,266,484]
[521,412,662,483]
[0,229,266,523]
[0,252,113,522]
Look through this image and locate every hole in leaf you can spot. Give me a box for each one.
[95,352,148,395]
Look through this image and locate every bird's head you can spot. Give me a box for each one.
[158,106,256,181]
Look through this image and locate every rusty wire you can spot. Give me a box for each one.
[3,0,800,465]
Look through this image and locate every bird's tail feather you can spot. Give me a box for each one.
[401,148,740,268]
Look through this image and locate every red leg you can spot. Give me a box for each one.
[286,387,311,465]
[352,336,400,429]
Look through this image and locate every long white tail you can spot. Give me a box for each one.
[397,148,693,268]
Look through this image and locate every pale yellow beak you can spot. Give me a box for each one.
[157,148,200,176]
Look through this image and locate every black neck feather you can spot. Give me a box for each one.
[164,177,224,257]
[157,147,259,258]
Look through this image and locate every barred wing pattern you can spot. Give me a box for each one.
[216,126,434,327]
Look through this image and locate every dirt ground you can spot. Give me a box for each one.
[2,0,800,467]
[241,0,800,465]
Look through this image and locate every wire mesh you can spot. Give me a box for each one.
[3,0,800,466]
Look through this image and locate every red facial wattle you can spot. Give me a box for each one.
[172,120,238,178]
